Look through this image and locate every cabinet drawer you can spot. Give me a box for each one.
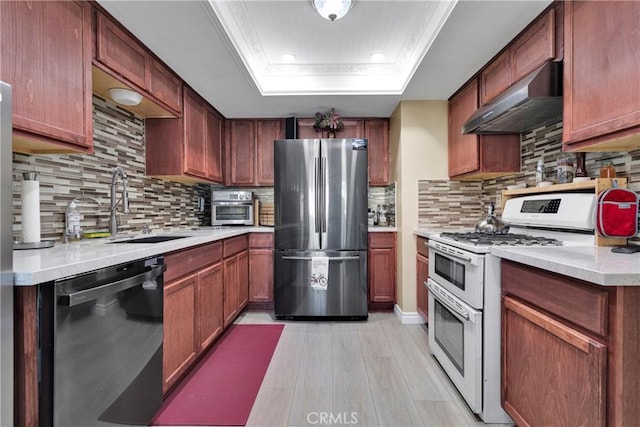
[502,260,608,336]
[249,233,273,248]
[416,236,429,258]
[223,235,249,258]
[165,242,222,282]
[369,232,395,249]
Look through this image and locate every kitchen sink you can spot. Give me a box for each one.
[108,235,191,244]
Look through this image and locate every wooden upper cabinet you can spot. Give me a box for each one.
[148,58,182,114]
[480,50,512,105]
[1,1,93,154]
[449,80,481,176]
[339,119,364,138]
[206,107,224,182]
[227,119,284,186]
[296,118,322,139]
[480,6,557,105]
[93,10,181,117]
[449,79,520,180]
[563,1,640,150]
[146,85,224,184]
[183,89,207,177]
[96,13,147,88]
[364,119,390,186]
[257,120,284,185]
[228,120,256,185]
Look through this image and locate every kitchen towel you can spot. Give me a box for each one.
[310,256,329,290]
[21,178,41,243]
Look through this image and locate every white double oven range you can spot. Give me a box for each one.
[425,193,597,424]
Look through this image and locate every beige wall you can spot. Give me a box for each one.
[389,101,448,314]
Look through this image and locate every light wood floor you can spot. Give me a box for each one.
[235,311,492,427]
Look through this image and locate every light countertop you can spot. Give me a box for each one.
[14,226,394,286]
[13,227,272,286]
[490,245,640,286]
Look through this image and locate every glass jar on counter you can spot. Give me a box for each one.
[599,161,616,178]
[556,152,576,184]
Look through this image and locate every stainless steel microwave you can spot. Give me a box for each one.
[211,190,254,225]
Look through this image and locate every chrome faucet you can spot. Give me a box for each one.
[64,197,101,243]
[110,166,130,236]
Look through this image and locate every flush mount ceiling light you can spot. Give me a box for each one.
[108,88,143,106]
[312,0,353,22]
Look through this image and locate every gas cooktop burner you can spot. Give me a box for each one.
[440,232,563,246]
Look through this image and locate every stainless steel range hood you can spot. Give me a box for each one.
[462,61,562,134]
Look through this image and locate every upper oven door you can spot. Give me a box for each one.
[428,240,484,309]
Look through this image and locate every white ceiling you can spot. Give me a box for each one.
[97,0,552,119]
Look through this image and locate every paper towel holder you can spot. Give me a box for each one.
[23,172,37,180]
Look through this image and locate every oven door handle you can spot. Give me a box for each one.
[427,279,470,321]
[428,241,474,264]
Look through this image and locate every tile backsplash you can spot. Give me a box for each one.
[419,120,640,237]
[12,96,209,241]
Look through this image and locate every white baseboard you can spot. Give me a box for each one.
[393,304,424,324]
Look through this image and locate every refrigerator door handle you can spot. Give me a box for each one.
[282,256,361,261]
[321,157,327,233]
[314,157,321,233]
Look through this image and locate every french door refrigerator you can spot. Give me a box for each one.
[274,138,368,319]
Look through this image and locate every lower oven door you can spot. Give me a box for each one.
[427,278,482,414]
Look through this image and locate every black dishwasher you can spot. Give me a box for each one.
[39,256,165,427]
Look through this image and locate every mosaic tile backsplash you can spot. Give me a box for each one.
[12,96,210,241]
[419,121,640,238]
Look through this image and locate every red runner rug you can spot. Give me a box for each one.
[153,324,284,426]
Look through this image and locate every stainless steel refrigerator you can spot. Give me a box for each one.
[274,138,368,319]
[0,81,14,425]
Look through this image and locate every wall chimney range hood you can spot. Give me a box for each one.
[462,61,562,135]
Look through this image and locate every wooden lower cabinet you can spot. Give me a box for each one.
[416,236,429,322]
[223,256,239,327]
[163,273,198,394]
[502,296,606,426]
[223,235,249,327]
[501,260,640,426]
[249,233,274,305]
[368,232,396,307]
[196,263,223,352]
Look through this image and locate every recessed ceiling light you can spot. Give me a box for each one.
[370,53,385,62]
[281,53,296,63]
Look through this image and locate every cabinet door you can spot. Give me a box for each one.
[237,250,249,310]
[206,107,224,182]
[510,8,555,83]
[339,119,364,138]
[256,119,284,185]
[196,263,223,352]
[96,13,148,89]
[183,88,207,178]
[228,120,256,185]
[163,274,197,394]
[416,254,429,322]
[502,296,606,426]
[368,233,396,304]
[563,1,640,147]
[297,118,322,139]
[148,58,182,114]
[249,248,273,303]
[448,79,480,177]
[1,1,93,152]
[480,50,511,105]
[364,119,390,186]
[223,256,238,327]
